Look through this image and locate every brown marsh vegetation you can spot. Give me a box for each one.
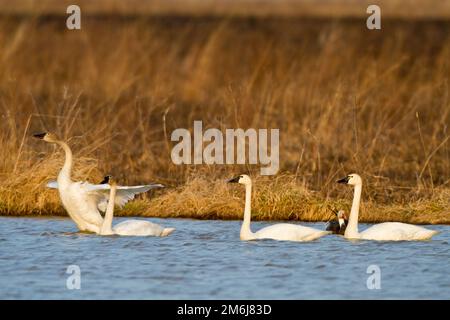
[0,15,449,224]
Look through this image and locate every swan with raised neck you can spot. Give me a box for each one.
[98,175,175,237]
[33,132,103,232]
[337,173,439,241]
[228,174,330,242]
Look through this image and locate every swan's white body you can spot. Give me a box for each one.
[247,223,330,242]
[35,133,165,234]
[354,222,438,241]
[53,140,103,233]
[338,174,439,241]
[229,175,330,242]
[111,220,173,236]
[100,180,174,237]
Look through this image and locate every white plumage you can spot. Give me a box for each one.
[337,174,439,241]
[228,174,330,242]
[34,132,169,235]
[250,223,331,242]
[355,222,438,241]
[47,181,164,212]
[99,177,174,237]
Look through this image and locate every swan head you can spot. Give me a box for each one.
[336,210,347,220]
[99,175,112,184]
[227,174,252,185]
[337,173,362,186]
[106,175,117,187]
[33,132,58,143]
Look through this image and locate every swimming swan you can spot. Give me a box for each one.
[228,175,330,242]
[326,210,347,235]
[99,176,175,236]
[46,179,163,214]
[33,132,163,233]
[337,174,439,241]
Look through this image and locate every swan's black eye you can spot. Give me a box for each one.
[239,175,243,178]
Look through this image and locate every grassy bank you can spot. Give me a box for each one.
[2,0,450,19]
[2,175,450,224]
[0,16,449,223]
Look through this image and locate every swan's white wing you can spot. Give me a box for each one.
[113,219,164,236]
[85,183,164,211]
[46,181,164,211]
[254,223,330,242]
[360,222,439,241]
[114,185,164,207]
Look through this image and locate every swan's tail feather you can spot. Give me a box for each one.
[422,229,440,240]
[319,231,332,238]
[161,228,175,237]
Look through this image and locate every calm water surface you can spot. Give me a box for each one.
[0,217,449,299]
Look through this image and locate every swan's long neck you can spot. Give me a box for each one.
[100,184,116,235]
[56,140,73,184]
[345,183,362,238]
[240,183,254,239]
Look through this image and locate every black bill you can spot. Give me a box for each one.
[33,132,47,139]
[99,175,112,184]
[336,176,350,184]
[227,176,241,183]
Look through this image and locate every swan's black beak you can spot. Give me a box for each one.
[227,176,240,183]
[99,175,112,184]
[33,132,47,139]
[337,176,350,184]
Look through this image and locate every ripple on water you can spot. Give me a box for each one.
[39,231,53,236]
[193,234,216,240]
[122,241,146,248]
[0,217,449,299]
[264,262,292,269]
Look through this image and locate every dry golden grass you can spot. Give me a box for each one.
[0,16,449,223]
[136,177,450,224]
[2,0,450,19]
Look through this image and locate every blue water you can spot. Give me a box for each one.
[0,217,448,299]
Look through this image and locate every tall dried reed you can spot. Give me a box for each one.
[0,16,449,223]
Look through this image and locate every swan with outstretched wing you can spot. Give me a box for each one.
[33,132,165,234]
[46,179,164,212]
[99,176,174,236]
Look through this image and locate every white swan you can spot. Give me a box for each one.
[100,176,175,236]
[228,175,330,242]
[337,174,439,241]
[46,178,163,214]
[33,132,164,234]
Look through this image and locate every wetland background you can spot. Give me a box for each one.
[0,0,449,224]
